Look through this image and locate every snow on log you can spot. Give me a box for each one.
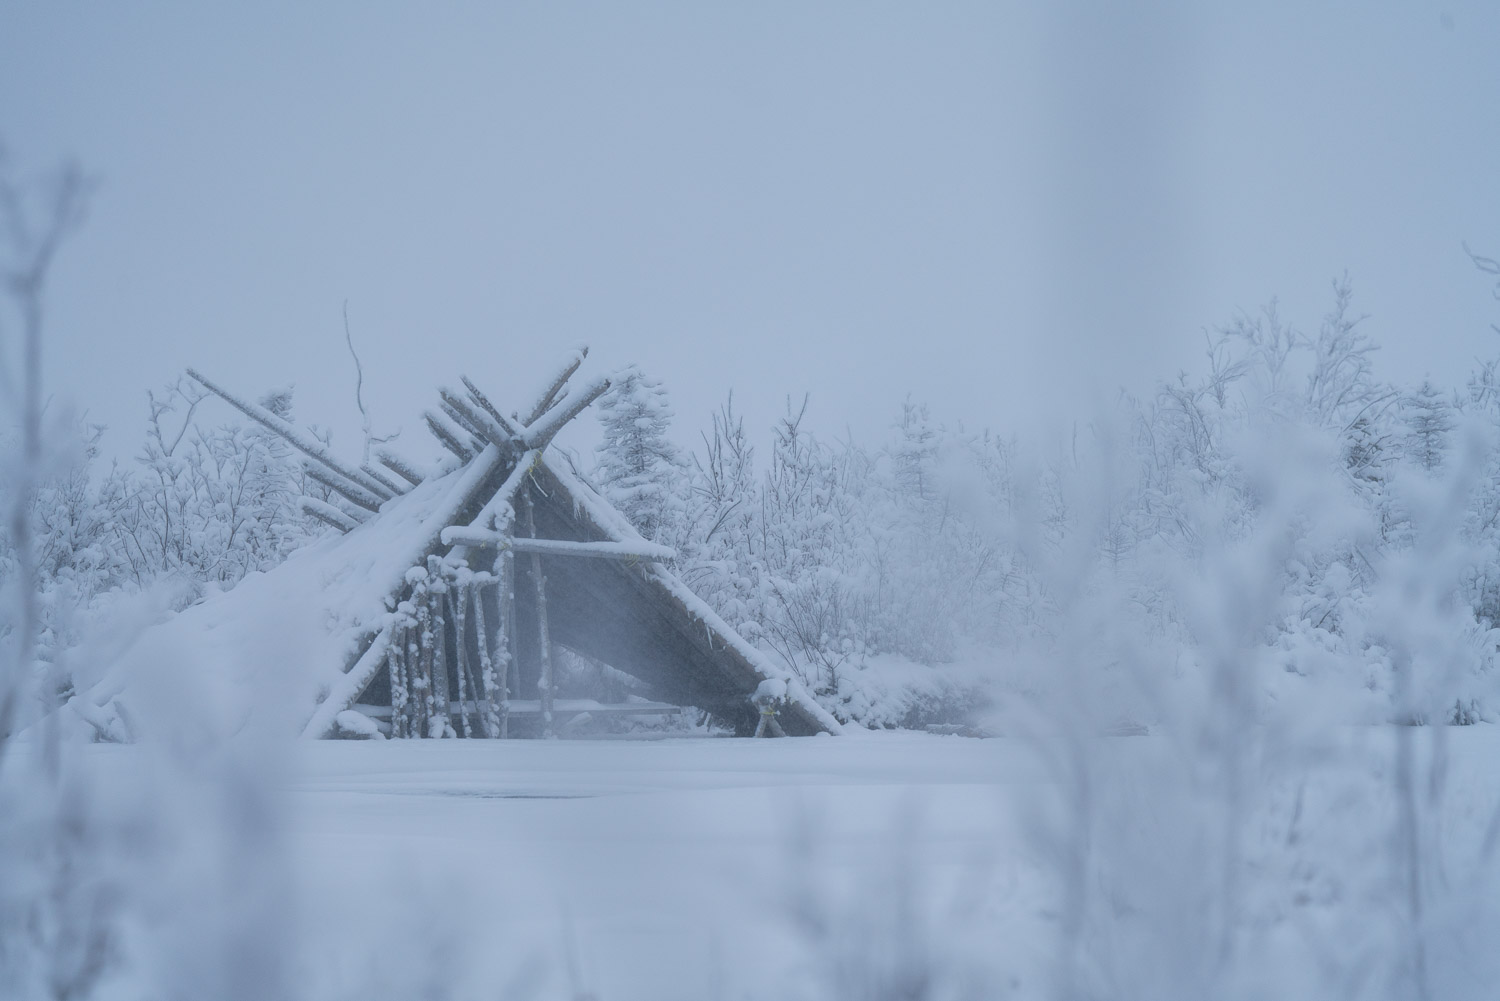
[360,463,406,496]
[437,528,676,562]
[187,367,394,500]
[521,374,610,450]
[301,496,363,533]
[302,443,514,736]
[440,386,522,451]
[303,624,395,738]
[439,397,490,446]
[376,448,424,487]
[303,462,383,513]
[522,346,588,426]
[460,376,525,440]
[424,410,477,463]
[462,448,538,535]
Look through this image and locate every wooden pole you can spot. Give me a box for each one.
[499,552,515,739]
[424,411,477,463]
[187,367,393,499]
[450,587,470,737]
[520,376,611,451]
[300,497,361,533]
[427,556,451,738]
[462,585,489,736]
[405,619,421,738]
[472,579,500,738]
[389,626,409,739]
[414,573,435,737]
[522,491,556,739]
[376,448,424,487]
[522,347,588,426]
[460,375,525,441]
[303,462,383,513]
[359,462,406,497]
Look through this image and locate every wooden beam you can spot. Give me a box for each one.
[376,448,424,487]
[353,698,682,720]
[300,497,362,533]
[440,386,522,452]
[303,462,383,513]
[521,375,611,451]
[460,375,525,441]
[438,528,675,562]
[427,557,451,737]
[522,492,556,739]
[424,410,477,463]
[496,552,515,738]
[523,347,588,426]
[359,462,406,496]
[439,397,490,446]
[188,367,393,500]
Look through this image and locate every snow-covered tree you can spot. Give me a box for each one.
[1402,378,1454,473]
[109,378,310,602]
[592,367,688,545]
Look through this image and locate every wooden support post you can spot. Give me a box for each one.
[473,579,500,738]
[389,626,409,739]
[404,621,420,738]
[499,554,515,739]
[522,492,556,739]
[414,573,435,737]
[427,556,451,738]
[451,587,471,737]
[462,586,488,737]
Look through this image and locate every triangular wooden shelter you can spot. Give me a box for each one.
[186,351,839,739]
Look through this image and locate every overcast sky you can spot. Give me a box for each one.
[4,2,1499,465]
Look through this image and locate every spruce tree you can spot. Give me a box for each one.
[592,367,687,544]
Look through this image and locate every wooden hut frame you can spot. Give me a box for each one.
[186,352,839,738]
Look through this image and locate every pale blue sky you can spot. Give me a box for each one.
[4,2,1499,462]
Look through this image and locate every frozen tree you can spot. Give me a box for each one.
[1402,378,1454,473]
[110,378,310,601]
[892,397,940,503]
[592,366,688,545]
[682,393,763,636]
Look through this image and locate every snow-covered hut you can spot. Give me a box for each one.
[111,352,838,740]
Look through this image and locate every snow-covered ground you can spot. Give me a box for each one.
[285,733,1031,1000]
[41,726,1493,1000]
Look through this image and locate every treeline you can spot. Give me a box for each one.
[8,276,1500,729]
[589,276,1500,729]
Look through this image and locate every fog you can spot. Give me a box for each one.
[3,4,1498,459]
[5,4,1500,1000]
